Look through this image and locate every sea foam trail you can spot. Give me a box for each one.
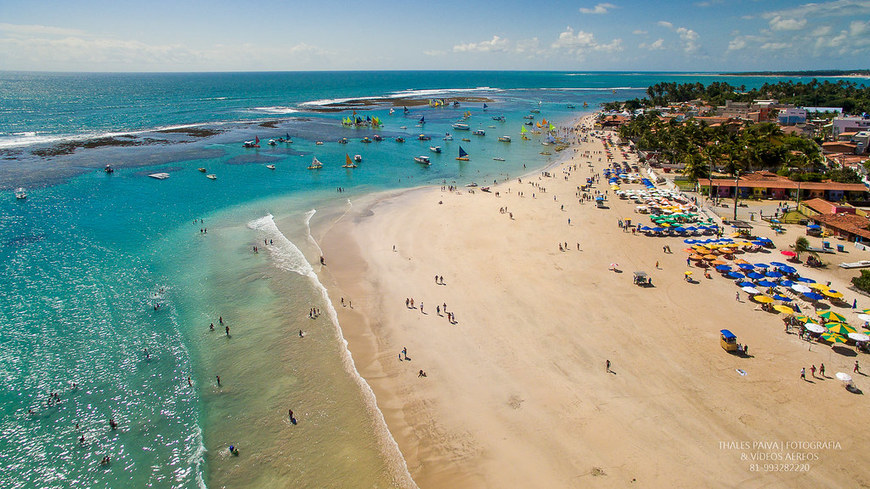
[247,214,418,489]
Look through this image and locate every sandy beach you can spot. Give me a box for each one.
[318,115,870,488]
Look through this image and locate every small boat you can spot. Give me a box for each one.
[429,146,441,153]
[523,115,534,120]
[498,136,511,142]
[583,102,589,107]
[456,146,469,161]
[395,137,405,143]
[491,116,505,122]
[266,164,276,170]
[15,187,27,199]
[414,155,431,165]
[361,137,372,143]
[373,135,383,142]
[540,151,552,156]
[524,121,534,126]
[308,157,323,170]
[418,134,431,141]
[198,168,207,173]
[268,139,277,146]
[419,116,425,125]
[493,157,505,161]
[353,154,362,162]
[452,123,470,131]
[315,141,324,145]
[400,125,407,129]
[453,101,460,107]
[530,109,540,114]
[443,133,453,141]
[472,129,485,136]
[104,164,114,173]
[481,186,491,193]
[343,154,357,168]
[466,183,478,188]
[148,173,170,180]
[566,104,576,109]
[488,125,496,128]
[461,138,471,142]
[338,138,348,144]
[206,174,217,180]
[483,103,488,111]
[389,108,395,115]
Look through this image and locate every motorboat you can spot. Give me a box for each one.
[104,164,114,173]
[566,104,576,109]
[15,187,27,199]
[361,137,372,143]
[452,123,470,131]
[429,146,441,153]
[315,141,324,145]
[461,138,471,142]
[491,116,505,122]
[266,164,276,170]
[414,156,431,165]
[373,134,383,142]
[472,129,485,136]
[308,157,323,170]
[206,174,217,180]
[493,157,505,161]
[498,136,511,142]
[268,139,277,146]
[395,137,405,143]
[198,168,207,173]
[148,173,170,180]
[353,154,362,162]
[443,133,453,141]
[418,134,431,141]
[530,108,540,113]
[338,138,348,144]
[523,115,534,120]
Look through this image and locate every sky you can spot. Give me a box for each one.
[0,0,869,72]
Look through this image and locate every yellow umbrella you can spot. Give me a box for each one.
[734,258,750,265]
[711,259,728,266]
[820,332,848,344]
[793,314,811,323]
[819,310,847,322]
[773,304,795,315]
[810,282,829,290]
[703,254,718,260]
[823,290,844,298]
[826,323,856,335]
[753,295,774,304]
[690,254,704,261]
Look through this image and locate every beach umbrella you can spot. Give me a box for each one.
[820,332,848,344]
[690,254,704,261]
[737,263,754,270]
[823,290,844,299]
[765,271,783,278]
[715,265,731,271]
[860,308,870,315]
[835,372,853,382]
[780,250,796,257]
[804,292,825,301]
[779,280,795,287]
[683,238,696,244]
[793,314,811,323]
[703,254,718,260]
[754,263,769,268]
[778,265,797,273]
[753,295,774,304]
[726,271,745,279]
[848,332,870,342]
[805,322,826,333]
[791,284,812,293]
[746,272,765,280]
[855,313,870,322]
[711,259,727,266]
[826,323,856,335]
[734,258,750,265]
[756,280,778,288]
[795,277,814,283]
[810,282,829,290]
[773,295,792,302]
[773,305,795,315]
[769,261,788,267]
[737,281,755,287]
[741,286,761,294]
[819,310,847,322]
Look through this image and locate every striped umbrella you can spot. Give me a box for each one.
[820,332,848,344]
[819,311,847,322]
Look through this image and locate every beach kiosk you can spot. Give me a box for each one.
[720,329,738,352]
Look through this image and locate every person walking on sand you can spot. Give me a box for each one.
[820,363,825,377]
[605,360,611,373]
[855,361,860,374]
[800,367,806,380]
[811,365,816,378]
[402,347,407,360]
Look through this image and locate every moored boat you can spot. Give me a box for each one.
[493,157,505,161]
[206,174,217,180]
[354,154,362,162]
[361,137,372,143]
[338,138,348,144]
[418,134,431,141]
[452,122,470,131]
[104,164,114,173]
[461,138,471,142]
[414,155,431,165]
[456,146,469,161]
[243,136,261,148]
[198,167,207,173]
[343,154,357,168]
[429,146,441,153]
[268,139,277,146]
[472,129,485,136]
[395,137,405,143]
[308,156,323,170]
[373,135,383,142]
[148,173,170,180]
[266,164,276,170]
[15,187,27,199]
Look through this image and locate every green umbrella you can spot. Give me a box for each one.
[819,311,847,322]
[820,332,848,344]
[825,323,856,335]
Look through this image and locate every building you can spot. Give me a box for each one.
[798,198,870,242]
[832,116,870,137]
[702,170,868,202]
[778,107,807,125]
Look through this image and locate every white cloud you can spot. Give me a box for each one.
[761,0,870,20]
[639,38,665,50]
[579,3,617,14]
[812,25,833,36]
[676,27,700,53]
[657,21,673,29]
[632,30,647,35]
[453,35,509,53]
[514,37,543,55]
[424,49,446,56]
[850,19,870,36]
[768,16,807,31]
[551,27,622,56]
[760,42,789,50]
[0,23,87,37]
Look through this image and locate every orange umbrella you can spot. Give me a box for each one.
[703,254,718,260]
[711,259,727,266]
[690,254,704,261]
[734,258,750,265]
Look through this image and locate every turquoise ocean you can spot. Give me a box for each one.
[0,71,848,488]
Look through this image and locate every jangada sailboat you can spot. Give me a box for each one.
[308,156,323,170]
[343,154,357,168]
[456,146,469,161]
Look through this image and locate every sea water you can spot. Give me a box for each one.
[0,71,848,488]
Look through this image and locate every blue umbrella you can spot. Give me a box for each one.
[765,271,783,278]
[752,240,768,246]
[756,280,778,287]
[737,263,754,270]
[796,277,814,283]
[746,272,765,279]
[652,227,664,232]
[683,238,696,244]
[803,292,824,301]
[754,263,769,268]
[773,295,792,302]
[726,272,745,279]
[685,226,697,231]
[778,265,797,273]
[715,265,732,271]
[737,281,755,287]
[779,280,795,287]
[769,261,787,267]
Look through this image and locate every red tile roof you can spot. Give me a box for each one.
[704,171,867,192]
[813,213,870,241]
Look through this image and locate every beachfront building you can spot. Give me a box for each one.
[702,170,869,202]
[799,198,870,243]
[778,107,807,125]
[832,116,870,138]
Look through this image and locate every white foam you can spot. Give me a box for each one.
[248,106,300,115]
[247,214,418,488]
[300,95,382,107]
[303,209,323,257]
[388,86,502,98]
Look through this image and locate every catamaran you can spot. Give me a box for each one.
[456,146,469,161]
[343,154,357,168]
[243,136,261,148]
[308,156,323,170]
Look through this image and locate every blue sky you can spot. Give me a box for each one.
[1,0,868,72]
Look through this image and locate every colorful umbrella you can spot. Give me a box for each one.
[819,310,846,322]
[810,282,830,290]
[823,290,844,298]
[820,332,848,344]
[773,305,795,314]
[781,250,796,257]
[826,323,856,335]
[803,292,825,301]
[848,332,870,342]
[793,314,811,323]
[753,295,774,304]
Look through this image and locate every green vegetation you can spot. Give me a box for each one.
[851,269,870,294]
[794,236,811,260]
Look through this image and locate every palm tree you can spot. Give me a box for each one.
[794,236,812,261]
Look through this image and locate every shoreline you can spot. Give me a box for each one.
[320,114,869,487]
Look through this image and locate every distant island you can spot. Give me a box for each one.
[724,70,870,77]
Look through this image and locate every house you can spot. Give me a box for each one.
[778,107,807,125]
[832,116,870,137]
[821,141,859,155]
[701,170,868,202]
